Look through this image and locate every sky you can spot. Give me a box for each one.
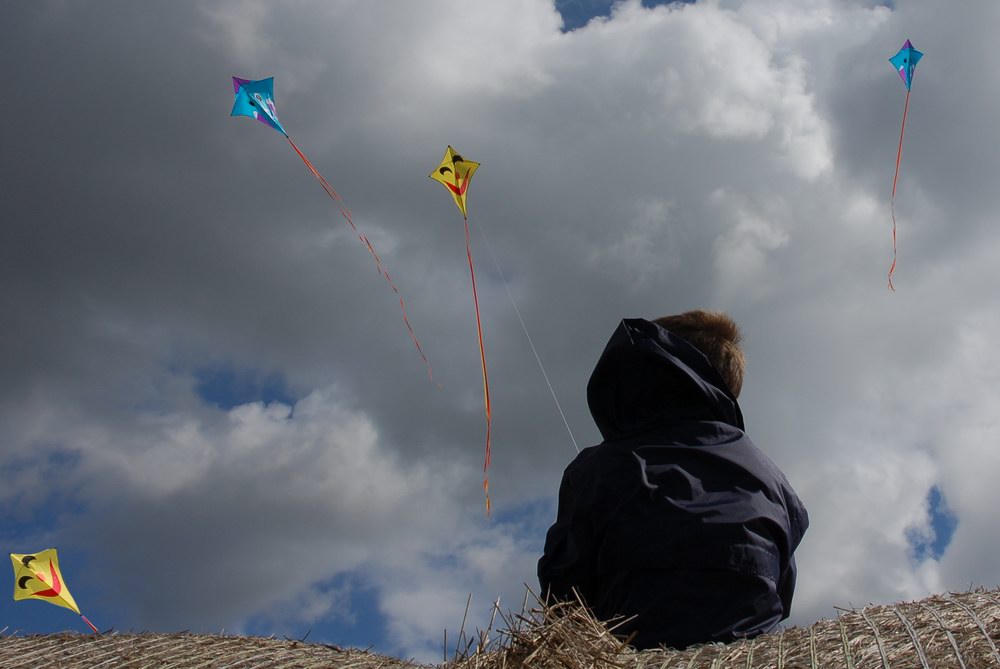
[2,0,996,661]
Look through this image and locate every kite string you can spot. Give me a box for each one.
[287,137,438,384]
[472,218,580,453]
[888,88,910,292]
[464,214,493,516]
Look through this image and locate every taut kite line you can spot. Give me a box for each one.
[231,76,435,380]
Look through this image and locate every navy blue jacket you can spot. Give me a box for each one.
[538,319,808,650]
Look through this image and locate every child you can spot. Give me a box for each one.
[538,311,808,650]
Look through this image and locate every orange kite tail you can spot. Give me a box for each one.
[464,214,492,516]
[287,137,437,383]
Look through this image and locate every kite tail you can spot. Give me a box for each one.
[81,614,99,634]
[287,137,437,384]
[464,215,493,516]
[888,88,910,292]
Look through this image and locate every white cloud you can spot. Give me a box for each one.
[588,197,685,288]
[710,189,791,300]
[375,522,544,660]
[3,386,469,631]
[790,444,941,622]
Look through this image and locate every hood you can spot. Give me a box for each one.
[587,318,744,439]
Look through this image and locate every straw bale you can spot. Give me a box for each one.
[452,588,1000,669]
[2,588,999,668]
[0,631,424,669]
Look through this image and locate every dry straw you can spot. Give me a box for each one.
[2,588,999,669]
[451,588,1000,669]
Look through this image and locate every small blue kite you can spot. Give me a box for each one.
[231,76,288,137]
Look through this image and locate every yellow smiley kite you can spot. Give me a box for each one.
[11,548,99,632]
[430,146,480,220]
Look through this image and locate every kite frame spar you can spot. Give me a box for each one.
[231,76,436,381]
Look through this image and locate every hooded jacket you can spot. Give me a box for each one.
[538,318,808,650]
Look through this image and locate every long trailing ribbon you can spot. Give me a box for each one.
[888,88,910,292]
[287,137,437,383]
[463,213,493,516]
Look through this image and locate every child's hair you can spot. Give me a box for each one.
[653,310,745,397]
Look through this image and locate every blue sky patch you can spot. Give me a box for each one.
[490,497,558,545]
[556,0,690,31]
[245,572,387,650]
[194,366,298,411]
[1,450,84,527]
[908,485,959,562]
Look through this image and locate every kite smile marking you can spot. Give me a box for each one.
[438,156,472,197]
[16,558,63,598]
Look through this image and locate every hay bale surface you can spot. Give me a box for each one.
[456,588,1000,669]
[2,588,999,668]
[0,631,423,669]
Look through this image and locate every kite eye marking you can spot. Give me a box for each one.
[21,556,35,567]
[18,576,33,589]
[439,167,453,175]
[452,154,464,163]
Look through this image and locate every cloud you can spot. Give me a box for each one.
[710,189,791,300]
[4,384,465,628]
[375,516,548,659]
[588,197,686,287]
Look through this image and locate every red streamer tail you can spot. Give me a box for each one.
[464,215,492,516]
[287,137,437,384]
[81,614,100,634]
[888,89,910,292]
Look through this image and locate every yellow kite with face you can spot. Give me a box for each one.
[429,146,480,219]
[11,548,80,614]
